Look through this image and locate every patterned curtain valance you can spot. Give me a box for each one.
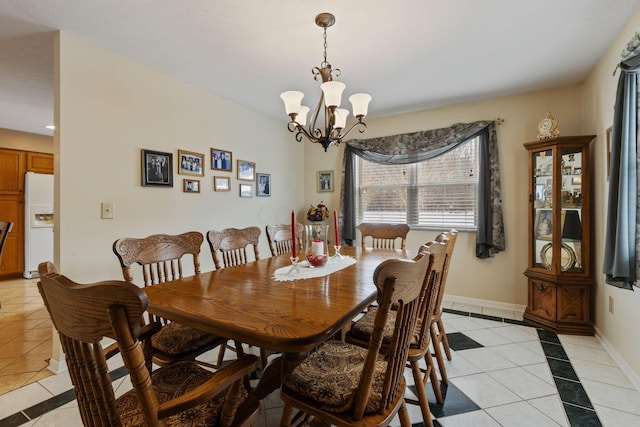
[348,121,494,164]
[621,26,640,62]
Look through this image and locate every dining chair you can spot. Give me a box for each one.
[207,226,261,269]
[265,223,304,257]
[0,221,13,266]
[206,226,264,367]
[0,221,13,307]
[358,222,410,250]
[113,231,228,368]
[280,251,431,427]
[430,229,458,383]
[36,261,259,427]
[346,241,447,426]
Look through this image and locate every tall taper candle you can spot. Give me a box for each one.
[334,210,339,244]
[291,210,297,258]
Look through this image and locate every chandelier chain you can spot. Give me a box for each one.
[322,27,328,68]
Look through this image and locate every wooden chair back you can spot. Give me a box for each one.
[413,240,448,350]
[36,262,152,426]
[112,231,203,286]
[0,221,13,265]
[36,261,259,427]
[266,223,304,257]
[433,229,458,317]
[351,252,430,420]
[207,226,261,269]
[358,222,410,250]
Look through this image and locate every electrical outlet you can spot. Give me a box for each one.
[609,296,614,314]
[101,202,114,219]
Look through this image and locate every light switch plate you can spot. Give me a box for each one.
[101,202,114,219]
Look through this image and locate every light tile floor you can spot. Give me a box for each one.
[1,277,639,426]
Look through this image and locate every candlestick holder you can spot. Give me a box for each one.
[331,245,344,260]
[286,256,302,276]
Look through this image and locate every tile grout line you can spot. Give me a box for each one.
[443,308,603,426]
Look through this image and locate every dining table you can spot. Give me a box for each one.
[143,245,415,401]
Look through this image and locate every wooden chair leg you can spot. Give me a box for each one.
[217,340,228,367]
[430,324,448,385]
[425,351,443,404]
[397,401,413,427]
[409,360,434,427]
[437,318,452,360]
[280,402,294,427]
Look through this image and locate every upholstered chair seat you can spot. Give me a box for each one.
[116,361,248,426]
[283,341,387,414]
[151,322,221,357]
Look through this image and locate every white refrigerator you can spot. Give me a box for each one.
[24,172,54,278]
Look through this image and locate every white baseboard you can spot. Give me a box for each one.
[47,357,67,374]
[443,294,527,317]
[593,324,640,392]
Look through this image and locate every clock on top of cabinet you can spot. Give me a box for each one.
[523,135,595,335]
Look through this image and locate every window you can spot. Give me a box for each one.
[355,136,479,230]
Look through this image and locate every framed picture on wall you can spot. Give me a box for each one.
[239,183,253,197]
[317,170,334,192]
[237,160,256,181]
[213,176,230,191]
[141,149,173,187]
[211,148,233,172]
[256,173,271,197]
[183,179,200,193]
[178,149,204,176]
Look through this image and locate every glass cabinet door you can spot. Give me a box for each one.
[559,147,583,272]
[532,149,553,269]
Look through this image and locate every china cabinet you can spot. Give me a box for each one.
[523,135,595,335]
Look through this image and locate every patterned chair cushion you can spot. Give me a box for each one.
[283,340,387,414]
[152,322,219,357]
[116,361,246,426]
[350,307,422,347]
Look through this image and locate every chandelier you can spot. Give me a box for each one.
[280,13,372,151]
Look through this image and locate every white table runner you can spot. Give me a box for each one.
[273,255,357,282]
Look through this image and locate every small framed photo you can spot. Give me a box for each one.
[183,179,200,193]
[317,170,334,192]
[211,148,233,172]
[534,209,553,240]
[142,149,173,187]
[178,149,204,176]
[256,173,271,197]
[237,160,256,181]
[213,176,230,192]
[239,183,253,197]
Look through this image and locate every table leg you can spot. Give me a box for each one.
[251,350,309,401]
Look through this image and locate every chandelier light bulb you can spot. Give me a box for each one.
[297,106,310,126]
[320,81,346,108]
[280,91,304,115]
[334,108,349,129]
[349,93,372,118]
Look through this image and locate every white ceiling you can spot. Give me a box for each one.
[1,0,639,137]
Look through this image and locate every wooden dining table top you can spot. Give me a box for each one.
[143,246,415,354]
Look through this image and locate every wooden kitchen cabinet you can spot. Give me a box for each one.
[0,148,53,278]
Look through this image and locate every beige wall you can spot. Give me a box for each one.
[0,127,53,152]
[306,85,585,307]
[582,7,640,387]
[55,31,302,283]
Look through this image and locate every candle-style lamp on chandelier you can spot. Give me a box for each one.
[280,13,372,151]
